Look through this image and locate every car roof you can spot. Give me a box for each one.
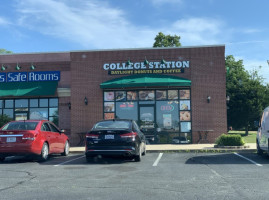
[97,119,133,122]
[8,120,48,123]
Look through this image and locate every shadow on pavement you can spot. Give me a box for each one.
[185,152,269,165]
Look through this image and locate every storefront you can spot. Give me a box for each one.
[0,45,227,145]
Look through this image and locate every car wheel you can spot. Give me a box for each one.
[61,141,70,156]
[142,145,146,156]
[134,147,142,162]
[0,157,5,162]
[39,142,49,162]
[257,139,263,155]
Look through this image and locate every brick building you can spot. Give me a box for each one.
[0,45,227,146]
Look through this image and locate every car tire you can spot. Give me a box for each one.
[142,145,146,156]
[39,142,49,162]
[257,139,263,155]
[134,147,142,162]
[61,141,70,156]
[0,157,5,162]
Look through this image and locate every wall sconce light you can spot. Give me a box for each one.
[84,97,88,105]
[68,102,71,110]
[160,57,166,65]
[226,96,230,103]
[1,64,7,71]
[16,63,21,70]
[207,96,211,103]
[30,64,36,70]
[144,57,149,66]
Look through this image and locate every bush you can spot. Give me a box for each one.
[215,134,245,146]
[0,114,12,128]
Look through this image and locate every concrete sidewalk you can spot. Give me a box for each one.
[70,143,256,153]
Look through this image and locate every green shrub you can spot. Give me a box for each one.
[215,134,245,146]
[0,114,12,128]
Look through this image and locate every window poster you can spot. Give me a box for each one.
[115,91,126,101]
[180,90,190,99]
[168,90,178,100]
[180,100,190,110]
[127,91,137,100]
[139,90,155,100]
[163,114,172,128]
[104,92,114,101]
[180,122,191,132]
[104,113,115,120]
[180,111,191,121]
[104,102,115,112]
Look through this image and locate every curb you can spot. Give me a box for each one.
[70,149,256,154]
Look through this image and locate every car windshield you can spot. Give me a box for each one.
[93,121,131,130]
[1,122,38,131]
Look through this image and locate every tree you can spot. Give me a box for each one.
[0,49,12,54]
[226,55,269,134]
[153,32,181,47]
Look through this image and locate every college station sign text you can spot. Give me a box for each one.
[103,60,190,75]
[0,71,61,83]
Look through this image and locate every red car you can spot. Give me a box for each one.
[0,120,70,162]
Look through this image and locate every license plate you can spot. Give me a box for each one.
[7,137,16,142]
[105,135,114,139]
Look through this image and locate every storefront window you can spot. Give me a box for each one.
[15,99,28,108]
[30,99,38,107]
[49,98,58,107]
[40,99,48,107]
[3,109,13,118]
[116,102,138,120]
[156,101,179,130]
[0,98,58,124]
[30,108,48,120]
[5,100,13,108]
[103,89,191,144]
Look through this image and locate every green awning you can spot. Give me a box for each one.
[0,81,58,97]
[100,74,191,89]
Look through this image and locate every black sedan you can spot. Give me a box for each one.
[85,119,146,162]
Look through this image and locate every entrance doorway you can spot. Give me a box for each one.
[15,112,28,121]
[139,105,156,144]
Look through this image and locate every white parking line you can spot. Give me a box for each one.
[153,153,163,167]
[54,155,85,166]
[234,153,262,167]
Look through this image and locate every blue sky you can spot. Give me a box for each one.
[0,0,269,82]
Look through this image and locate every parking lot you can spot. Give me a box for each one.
[1,152,269,200]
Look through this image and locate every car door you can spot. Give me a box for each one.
[49,123,64,153]
[41,122,56,153]
[133,121,146,150]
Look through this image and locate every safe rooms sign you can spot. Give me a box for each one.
[0,71,60,83]
[103,60,190,75]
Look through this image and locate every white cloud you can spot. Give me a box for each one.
[170,18,225,45]
[0,17,9,25]
[14,0,225,49]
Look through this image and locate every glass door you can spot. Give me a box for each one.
[139,105,156,144]
[15,112,28,120]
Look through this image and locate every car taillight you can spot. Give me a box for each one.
[22,133,35,141]
[120,132,137,141]
[86,133,99,139]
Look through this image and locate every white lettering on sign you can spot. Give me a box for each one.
[103,60,190,71]
[0,73,6,82]
[0,71,60,82]
[7,72,27,82]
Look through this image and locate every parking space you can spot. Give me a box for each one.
[2,152,269,199]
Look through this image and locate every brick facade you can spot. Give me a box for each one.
[0,45,226,145]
